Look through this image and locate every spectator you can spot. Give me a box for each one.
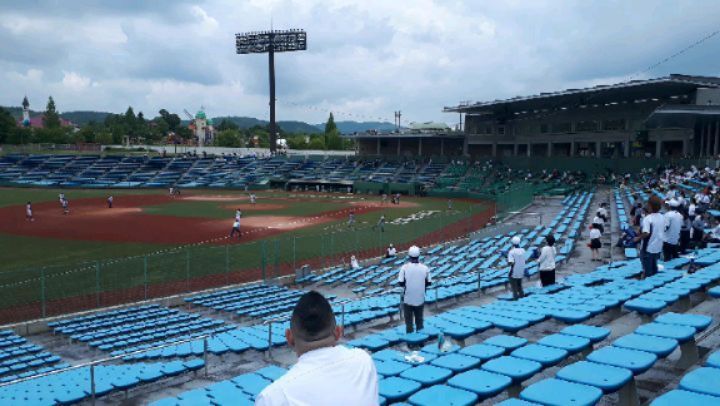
[350,255,360,270]
[589,223,602,261]
[507,236,526,299]
[536,235,557,287]
[398,246,431,334]
[691,213,707,249]
[636,196,664,278]
[591,213,605,234]
[597,202,609,223]
[663,199,683,261]
[680,209,692,254]
[256,291,378,406]
[386,244,396,258]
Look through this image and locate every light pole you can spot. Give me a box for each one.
[235,29,307,153]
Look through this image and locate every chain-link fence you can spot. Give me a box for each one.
[0,202,495,324]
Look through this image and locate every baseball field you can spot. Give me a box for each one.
[0,187,493,323]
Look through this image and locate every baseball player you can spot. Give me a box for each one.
[58,193,65,208]
[250,193,257,205]
[61,197,69,215]
[447,199,453,210]
[25,201,34,222]
[235,209,242,222]
[381,193,388,205]
[373,214,386,232]
[107,195,113,208]
[230,218,241,239]
[348,210,356,228]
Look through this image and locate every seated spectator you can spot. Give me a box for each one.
[256,291,378,406]
[617,225,638,248]
[386,244,397,258]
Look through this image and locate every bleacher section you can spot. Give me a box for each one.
[0,154,459,189]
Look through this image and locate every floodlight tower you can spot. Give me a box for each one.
[235,29,307,153]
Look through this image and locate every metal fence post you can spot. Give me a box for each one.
[292,237,296,271]
[143,256,148,300]
[40,268,46,318]
[90,364,96,405]
[261,241,267,281]
[267,321,273,358]
[203,337,209,377]
[95,261,100,307]
[274,239,279,278]
[185,249,191,292]
[225,245,230,285]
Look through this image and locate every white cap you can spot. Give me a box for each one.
[666,199,680,207]
[511,236,521,246]
[408,245,421,258]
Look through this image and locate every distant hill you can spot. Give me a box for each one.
[316,121,397,134]
[1,105,394,134]
[58,111,110,126]
[211,116,322,134]
[1,106,108,125]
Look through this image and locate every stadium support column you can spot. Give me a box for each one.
[570,139,575,157]
[376,138,380,155]
[624,140,630,158]
[714,121,719,156]
[527,143,531,157]
[492,142,497,157]
[547,142,552,157]
[418,138,422,156]
[397,138,401,156]
[595,142,601,158]
[683,136,689,157]
[513,143,519,156]
[656,139,662,158]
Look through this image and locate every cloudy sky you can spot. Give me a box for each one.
[1,1,719,125]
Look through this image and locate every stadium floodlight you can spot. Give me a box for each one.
[236,29,307,153]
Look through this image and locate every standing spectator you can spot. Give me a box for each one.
[589,224,602,261]
[663,199,683,261]
[679,209,692,254]
[591,212,605,234]
[597,202,609,223]
[507,236,526,299]
[398,246,431,333]
[691,213,707,249]
[636,196,664,278]
[536,235,557,287]
[256,292,378,405]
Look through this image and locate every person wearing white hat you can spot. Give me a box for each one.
[663,199,683,261]
[507,236,526,299]
[398,245,432,333]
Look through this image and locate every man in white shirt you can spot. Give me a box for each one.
[507,236,526,299]
[255,291,379,406]
[536,235,557,287]
[636,196,664,278]
[663,199,683,261]
[398,245,432,333]
[386,244,396,258]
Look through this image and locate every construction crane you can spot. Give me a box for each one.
[183,109,194,121]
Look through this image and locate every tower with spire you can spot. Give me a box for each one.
[21,96,30,127]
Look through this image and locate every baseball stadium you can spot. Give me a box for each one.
[1,3,720,406]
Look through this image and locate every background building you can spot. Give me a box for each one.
[444,74,720,159]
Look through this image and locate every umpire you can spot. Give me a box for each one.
[398,245,432,333]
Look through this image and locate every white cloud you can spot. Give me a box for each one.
[61,71,93,90]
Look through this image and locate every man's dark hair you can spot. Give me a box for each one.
[545,235,556,246]
[647,196,662,213]
[290,291,336,342]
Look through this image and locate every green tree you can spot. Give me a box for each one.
[158,109,181,132]
[96,131,113,145]
[308,135,326,150]
[0,107,16,144]
[215,129,242,147]
[323,112,343,150]
[217,119,239,131]
[43,96,61,129]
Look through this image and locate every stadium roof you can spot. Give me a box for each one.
[646,104,720,128]
[444,74,720,114]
